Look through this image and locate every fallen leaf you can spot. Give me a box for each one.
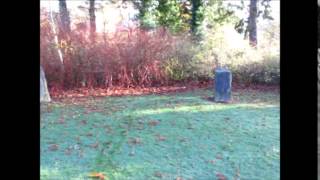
[58,117,65,124]
[65,148,72,155]
[80,120,87,125]
[128,137,142,145]
[91,142,99,149]
[216,172,227,180]
[86,133,93,137]
[88,172,106,180]
[154,171,163,178]
[234,168,240,180]
[137,125,145,130]
[105,126,113,134]
[156,134,166,141]
[48,144,59,151]
[216,153,223,160]
[208,160,215,164]
[148,120,160,126]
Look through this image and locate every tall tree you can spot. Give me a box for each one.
[134,0,159,30]
[318,2,320,47]
[132,0,191,32]
[248,0,258,47]
[156,0,185,33]
[232,0,274,47]
[59,0,71,39]
[190,0,204,37]
[89,0,96,42]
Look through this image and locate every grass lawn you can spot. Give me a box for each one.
[40,88,279,180]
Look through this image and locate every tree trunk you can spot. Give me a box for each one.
[318,4,320,47]
[248,0,258,47]
[40,66,51,102]
[191,0,204,37]
[89,0,96,43]
[59,0,71,39]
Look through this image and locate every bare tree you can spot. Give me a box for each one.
[248,0,258,47]
[89,0,96,43]
[59,0,71,39]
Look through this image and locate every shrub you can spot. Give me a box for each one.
[230,56,280,85]
[41,10,279,89]
[190,24,280,85]
[41,14,176,89]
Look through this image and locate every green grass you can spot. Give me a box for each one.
[40,89,279,180]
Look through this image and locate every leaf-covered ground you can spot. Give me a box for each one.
[40,88,279,180]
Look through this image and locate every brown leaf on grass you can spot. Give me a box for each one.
[88,172,106,180]
[154,171,163,178]
[91,142,99,149]
[80,120,87,125]
[216,153,223,160]
[57,117,65,124]
[137,124,145,130]
[65,148,72,155]
[119,124,128,129]
[148,120,160,126]
[155,134,166,141]
[48,144,59,151]
[216,172,227,180]
[128,137,142,145]
[86,132,93,137]
[207,160,215,164]
[105,126,113,134]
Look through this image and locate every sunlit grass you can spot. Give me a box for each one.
[41,89,279,179]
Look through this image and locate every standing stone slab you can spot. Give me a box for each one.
[214,68,232,102]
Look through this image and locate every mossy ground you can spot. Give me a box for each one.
[40,89,279,180]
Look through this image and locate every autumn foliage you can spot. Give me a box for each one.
[41,9,191,90]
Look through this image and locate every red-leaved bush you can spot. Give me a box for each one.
[41,11,185,89]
